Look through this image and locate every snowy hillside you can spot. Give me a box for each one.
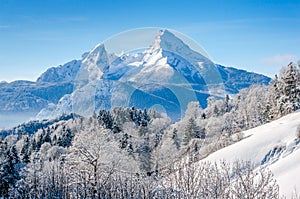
[203,111,300,197]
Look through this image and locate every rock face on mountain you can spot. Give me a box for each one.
[0,30,271,122]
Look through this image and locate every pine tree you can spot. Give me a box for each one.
[30,138,37,152]
[52,134,58,145]
[277,62,300,116]
[142,108,150,122]
[172,128,180,149]
[21,136,30,163]
[112,120,122,133]
[59,128,74,147]
[138,137,153,174]
[262,75,280,120]
[35,134,43,151]
[42,128,51,144]
[119,133,129,149]
[127,141,134,155]
[224,94,231,113]
[138,119,148,137]
[154,130,163,147]
[183,117,205,145]
[98,109,113,129]
[0,145,21,197]
[183,118,193,145]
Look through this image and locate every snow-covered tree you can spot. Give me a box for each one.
[20,136,30,163]
[165,159,279,199]
[98,109,113,129]
[230,161,279,199]
[183,117,205,145]
[65,122,138,198]
[138,137,153,174]
[184,101,202,119]
[277,62,300,116]
[0,144,21,198]
[172,128,180,150]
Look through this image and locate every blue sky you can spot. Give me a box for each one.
[0,0,299,81]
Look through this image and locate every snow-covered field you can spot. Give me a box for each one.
[203,111,300,197]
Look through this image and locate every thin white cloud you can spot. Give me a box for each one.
[261,54,296,65]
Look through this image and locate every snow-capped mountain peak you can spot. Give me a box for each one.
[149,30,188,53]
[83,43,110,74]
[153,30,191,54]
[144,30,213,76]
[147,30,208,63]
[37,60,81,83]
[74,43,111,85]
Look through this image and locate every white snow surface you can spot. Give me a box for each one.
[203,112,300,197]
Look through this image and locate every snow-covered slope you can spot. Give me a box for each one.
[203,112,300,197]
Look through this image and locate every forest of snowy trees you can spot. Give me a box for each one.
[0,62,300,198]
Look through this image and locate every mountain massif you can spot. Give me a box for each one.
[0,30,270,125]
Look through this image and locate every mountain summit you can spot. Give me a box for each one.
[149,30,192,53]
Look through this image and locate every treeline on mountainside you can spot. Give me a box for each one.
[0,62,300,198]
